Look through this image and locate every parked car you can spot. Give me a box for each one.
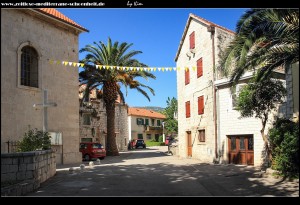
[135,139,146,149]
[165,136,174,146]
[79,142,106,161]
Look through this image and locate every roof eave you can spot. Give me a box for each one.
[30,9,89,33]
[174,13,235,62]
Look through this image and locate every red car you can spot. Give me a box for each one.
[79,142,106,161]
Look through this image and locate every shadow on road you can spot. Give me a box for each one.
[29,148,299,197]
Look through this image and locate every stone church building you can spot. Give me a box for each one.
[1,8,88,164]
[79,85,129,151]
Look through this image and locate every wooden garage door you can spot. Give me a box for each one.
[228,135,254,165]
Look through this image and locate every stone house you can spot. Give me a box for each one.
[128,107,166,142]
[1,8,88,164]
[79,84,129,151]
[175,13,287,166]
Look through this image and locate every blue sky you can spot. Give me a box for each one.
[58,8,247,108]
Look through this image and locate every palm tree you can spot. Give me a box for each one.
[79,37,156,156]
[219,9,299,83]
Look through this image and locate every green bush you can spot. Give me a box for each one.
[269,118,299,177]
[158,135,163,142]
[146,141,164,147]
[18,128,51,152]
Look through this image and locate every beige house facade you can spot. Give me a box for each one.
[175,13,287,166]
[79,85,129,151]
[128,108,166,142]
[1,9,87,164]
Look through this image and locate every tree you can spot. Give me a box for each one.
[79,37,156,156]
[219,9,299,83]
[162,97,178,135]
[236,77,286,157]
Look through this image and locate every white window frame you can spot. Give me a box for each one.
[231,83,247,110]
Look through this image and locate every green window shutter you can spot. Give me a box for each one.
[157,120,161,126]
[145,119,149,125]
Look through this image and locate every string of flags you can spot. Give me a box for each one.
[48,59,198,72]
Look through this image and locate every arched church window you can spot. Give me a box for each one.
[21,46,38,87]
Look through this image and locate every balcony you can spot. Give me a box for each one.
[144,125,163,132]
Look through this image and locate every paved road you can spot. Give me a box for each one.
[27,147,299,196]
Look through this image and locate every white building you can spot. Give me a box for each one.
[175,13,286,166]
[128,108,166,142]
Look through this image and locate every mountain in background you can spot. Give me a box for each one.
[133,106,165,113]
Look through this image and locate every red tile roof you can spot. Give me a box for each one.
[128,108,166,119]
[35,8,88,32]
[175,13,235,61]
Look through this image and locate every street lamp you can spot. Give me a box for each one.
[162,121,165,143]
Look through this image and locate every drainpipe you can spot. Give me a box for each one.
[208,25,218,160]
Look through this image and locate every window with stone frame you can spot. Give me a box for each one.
[198,129,205,142]
[136,118,144,125]
[21,46,39,88]
[83,113,91,125]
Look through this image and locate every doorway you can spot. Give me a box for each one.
[228,135,254,165]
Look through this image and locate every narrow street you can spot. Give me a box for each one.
[27,147,299,196]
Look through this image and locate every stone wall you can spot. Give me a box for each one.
[1,150,56,196]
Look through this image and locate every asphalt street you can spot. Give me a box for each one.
[26,146,299,197]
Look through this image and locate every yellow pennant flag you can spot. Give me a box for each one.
[161,68,165,72]
[49,60,54,64]
[56,61,61,65]
[73,62,77,67]
[192,66,196,71]
[153,68,156,72]
[148,67,151,71]
[80,63,84,67]
[64,61,68,66]
[185,67,189,71]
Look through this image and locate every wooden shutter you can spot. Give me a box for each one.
[189,31,195,49]
[198,96,204,115]
[185,69,190,85]
[197,58,203,78]
[185,101,190,118]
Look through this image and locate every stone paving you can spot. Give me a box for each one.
[26,146,299,197]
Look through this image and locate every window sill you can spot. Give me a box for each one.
[197,142,206,145]
[17,84,41,92]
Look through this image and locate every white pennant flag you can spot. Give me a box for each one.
[136,67,140,71]
[173,67,177,71]
[95,65,99,69]
[77,63,80,67]
[144,67,147,71]
[68,62,72,66]
[116,66,120,70]
[165,67,169,71]
[130,67,133,70]
[158,67,161,71]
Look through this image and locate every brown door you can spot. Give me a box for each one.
[228,135,254,165]
[187,131,192,157]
